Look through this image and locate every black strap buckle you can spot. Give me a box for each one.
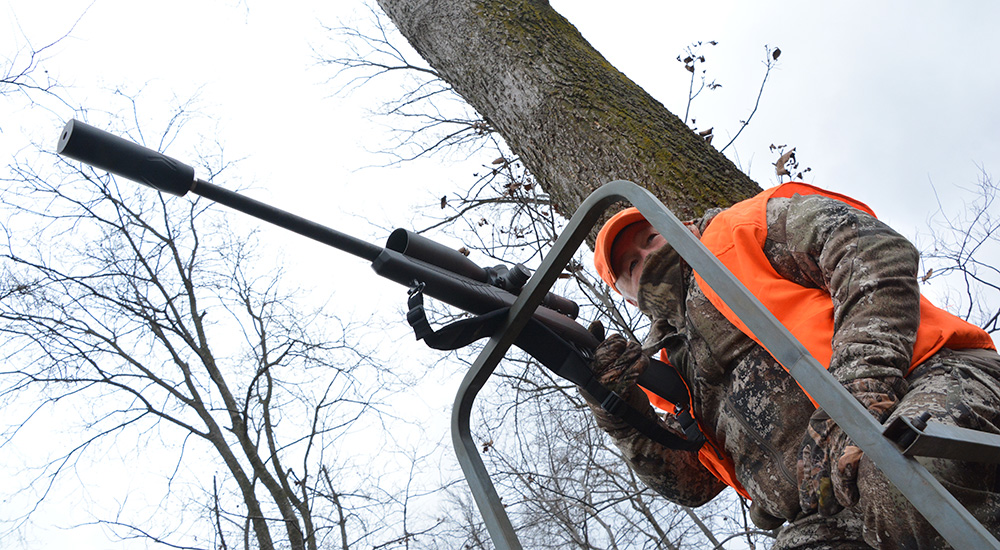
[674,405,705,445]
[600,392,627,417]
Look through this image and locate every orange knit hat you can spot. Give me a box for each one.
[593,207,646,293]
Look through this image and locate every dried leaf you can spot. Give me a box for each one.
[698,127,714,136]
[458,246,470,257]
[686,64,695,73]
[772,47,782,60]
[440,196,447,209]
[921,268,933,283]
[775,148,796,177]
[492,157,505,165]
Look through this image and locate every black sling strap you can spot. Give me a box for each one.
[406,283,704,452]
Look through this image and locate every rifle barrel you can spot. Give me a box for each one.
[193,179,384,262]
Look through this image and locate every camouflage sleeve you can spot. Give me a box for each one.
[584,393,728,506]
[764,193,920,386]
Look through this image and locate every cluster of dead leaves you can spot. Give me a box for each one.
[771,144,811,180]
[677,40,719,73]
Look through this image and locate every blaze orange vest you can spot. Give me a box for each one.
[641,182,996,499]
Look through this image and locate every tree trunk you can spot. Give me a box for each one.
[375,0,761,226]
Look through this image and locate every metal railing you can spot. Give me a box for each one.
[451,180,1000,550]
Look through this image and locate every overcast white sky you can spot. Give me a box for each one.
[2,0,999,547]
[4,1,999,254]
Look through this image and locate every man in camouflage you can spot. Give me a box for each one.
[588,184,1000,549]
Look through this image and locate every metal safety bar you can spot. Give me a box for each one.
[451,180,1000,550]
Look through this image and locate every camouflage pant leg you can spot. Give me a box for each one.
[774,506,872,549]
[855,348,1000,550]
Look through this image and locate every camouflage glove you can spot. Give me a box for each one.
[584,321,653,428]
[796,409,858,516]
[797,378,903,516]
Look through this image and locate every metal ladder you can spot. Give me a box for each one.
[451,180,1000,550]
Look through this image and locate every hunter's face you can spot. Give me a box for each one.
[610,221,666,305]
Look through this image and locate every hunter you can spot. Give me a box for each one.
[588,182,1000,549]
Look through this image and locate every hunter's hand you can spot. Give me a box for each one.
[591,333,649,399]
[796,377,903,516]
[796,409,861,516]
[584,321,652,422]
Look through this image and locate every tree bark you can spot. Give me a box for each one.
[375,0,761,226]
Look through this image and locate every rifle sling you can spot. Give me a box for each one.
[405,283,703,452]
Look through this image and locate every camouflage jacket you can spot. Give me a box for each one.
[592,192,921,520]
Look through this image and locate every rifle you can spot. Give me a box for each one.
[56,119,703,451]
[57,120,1000,550]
